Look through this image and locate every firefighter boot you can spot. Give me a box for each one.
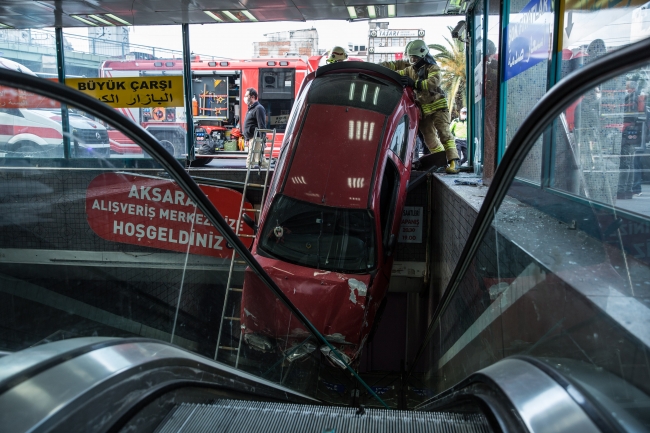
[446,159,460,174]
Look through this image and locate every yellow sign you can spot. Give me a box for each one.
[66,76,184,108]
[564,0,646,11]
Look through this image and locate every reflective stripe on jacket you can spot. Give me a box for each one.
[379,60,447,116]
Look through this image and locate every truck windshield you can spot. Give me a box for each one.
[259,195,376,273]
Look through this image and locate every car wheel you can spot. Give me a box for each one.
[159,140,175,156]
[13,141,41,157]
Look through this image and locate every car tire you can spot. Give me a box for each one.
[159,140,176,156]
[12,141,41,157]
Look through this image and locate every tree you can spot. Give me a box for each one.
[428,27,466,116]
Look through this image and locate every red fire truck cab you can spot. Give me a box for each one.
[100,57,317,161]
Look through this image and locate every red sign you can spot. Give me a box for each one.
[86,173,255,258]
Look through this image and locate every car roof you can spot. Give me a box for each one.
[282,103,385,209]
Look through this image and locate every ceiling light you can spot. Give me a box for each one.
[105,13,131,26]
[89,14,114,26]
[347,6,358,19]
[222,11,240,21]
[204,11,223,22]
[367,6,377,19]
[0,22,12,28]
[242,10,258,22]
[387,5,396,17]
[71,15,97,26]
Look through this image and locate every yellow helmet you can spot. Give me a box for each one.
[406,39,429,64]
[326,46,348,64]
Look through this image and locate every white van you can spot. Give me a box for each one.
[0,57,110,157]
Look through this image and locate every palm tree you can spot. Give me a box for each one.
[428,27,466,115]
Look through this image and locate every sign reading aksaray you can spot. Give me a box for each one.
[86,173,254,258]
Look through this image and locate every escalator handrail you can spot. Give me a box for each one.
[415,357,604,433]
[408,36,650,378]
[0,69,388,408]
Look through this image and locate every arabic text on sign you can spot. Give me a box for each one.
[66,76,184,108]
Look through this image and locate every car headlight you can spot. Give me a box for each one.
[320,345,350,369]
[244,333,273,352]
[285,342,316,362]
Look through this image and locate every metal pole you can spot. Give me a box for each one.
[55,27,71,159]
[467,13,475,167]
[182,24,195,162]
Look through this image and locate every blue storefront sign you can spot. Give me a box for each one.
[504,0,553,81]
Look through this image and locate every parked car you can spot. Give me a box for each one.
[0,57,110,157]
[240,62,420,367]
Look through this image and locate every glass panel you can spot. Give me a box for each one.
[472,2,485,176]
[0,76,383,406]
[502,0,555,183]
[63,25,190,159]
[559,0,650,82]
[0,30,65,158]
[483,0,501,179]
[411,62,650,428]
[554,68,649,206]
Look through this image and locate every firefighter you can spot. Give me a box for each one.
[326,46,348,64]
[450,107,468,165]
[380,40,460,173]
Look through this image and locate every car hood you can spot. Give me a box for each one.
[31,110,106,130]
[241,256,374,348]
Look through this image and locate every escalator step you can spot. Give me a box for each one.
[155,399,490,433]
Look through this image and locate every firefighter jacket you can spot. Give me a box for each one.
[379,59,448,117]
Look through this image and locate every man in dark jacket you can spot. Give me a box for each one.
[243,87,267,168]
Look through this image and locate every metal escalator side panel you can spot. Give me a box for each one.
[478,358,600,433]
[0,340,316,433]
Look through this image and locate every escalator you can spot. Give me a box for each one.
[0,37,649,433]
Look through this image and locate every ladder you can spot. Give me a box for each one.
[214,128,276,368]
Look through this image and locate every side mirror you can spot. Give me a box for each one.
[242,213,258,234]
[385,233,396,257]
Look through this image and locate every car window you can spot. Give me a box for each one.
[259,194,375,273]
[0,108,23,117]
[389,115,408,162]
[379,159,400,245]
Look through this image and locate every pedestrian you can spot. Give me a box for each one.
[379,40,460,173]
[243,87,267,168]
[451,107,468,165]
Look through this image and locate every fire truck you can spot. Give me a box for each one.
[100,56,322,162]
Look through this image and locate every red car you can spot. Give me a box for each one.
[240,62,420,367]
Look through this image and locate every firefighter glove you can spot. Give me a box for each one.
[400,76,416,88]
[446,159,460,174]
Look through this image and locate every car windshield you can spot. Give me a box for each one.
[259,194,376,273]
